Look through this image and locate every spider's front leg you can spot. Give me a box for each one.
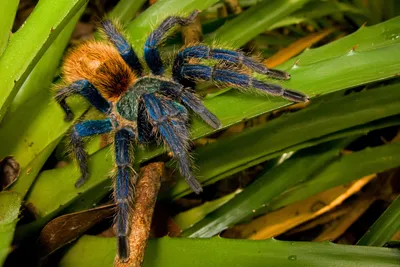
[144,10,199,75]
[70,119,114,187]
[143,93,203,194]
[101,20,143,76]
[55,79,111,121]
[177,64,309,103]
[114,127,136,262]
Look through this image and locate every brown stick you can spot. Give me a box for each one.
[223,0,243,14]
[182,16,202,45]
[114,162,165,267]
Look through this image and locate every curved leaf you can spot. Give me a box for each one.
[0,191,21,266]
[1,7,87,197]
[0,0,18,56]
[0,0,88,120]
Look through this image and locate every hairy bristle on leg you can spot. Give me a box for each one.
[158,79,221,129]
[174,45,291,80]
[114,128,135,261]
[101,20,144,76]
[144,10,200,75]
[179,64,309,103]
[143,94,203,194]
[71,119,114,187]
[55,80,111,121]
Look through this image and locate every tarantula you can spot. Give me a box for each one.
[55,11,308,261]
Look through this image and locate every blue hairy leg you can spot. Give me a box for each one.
[179,64,309,102]
[173,45,290,85]
[101,20,143,76]
[159,79,221,129]
[55,80,111,121]
[114,128,135,262]
[71,119,114,187]
[144,10,199,75]
[143,94,203,194]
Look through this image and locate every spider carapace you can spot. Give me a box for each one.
[55,10,308,261]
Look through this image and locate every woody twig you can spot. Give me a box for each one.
[114,162,165,267]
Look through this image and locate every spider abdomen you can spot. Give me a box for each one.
[62,41,136,100]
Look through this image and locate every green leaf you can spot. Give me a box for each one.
[182,140,400,238]
[205,0,312,47]
[0,0,88,121]
[126,0,220,49]
[0,0,18,57]
[268,1,365,30]
[174,190,238,230]
[180,138,354,237]
[0,191,21,266]
[59,236,400,267]
[357,195,400,247]
[1,7,87,198]
[108,0,147,24]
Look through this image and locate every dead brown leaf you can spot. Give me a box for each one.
[38,204,115,259]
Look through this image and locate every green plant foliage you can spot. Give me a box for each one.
[0,0,88,120]
[205,0,312,47]
[107,0,147,23]
[59,236,400,267]
[357,195,400,246]
[0,0,18,56]
[181,140,400,237]
[268,1,365,30]
[2,1,400,266]
[0,191,21,266]
[126,0,220,49]
[174,190,238,230]
[1,8,86,198]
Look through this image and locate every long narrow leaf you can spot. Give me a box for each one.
[59,236,400,267]
[356,195,400,246]
[0,0,88,120]
[0,0,18,56]
[1,8,87,197]
[205,0,312,47]
[0,191,21,266]
[182,141,400,238]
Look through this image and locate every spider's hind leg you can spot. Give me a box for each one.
[144,10,199,75]
[101,20,143,76]
[55,80,111,121]
[143,93,202,194]
[71,119,114,187]
[114,127,136,262]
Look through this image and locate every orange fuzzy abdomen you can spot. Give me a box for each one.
[62,41,136,100]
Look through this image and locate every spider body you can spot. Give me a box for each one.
[63,42,136,100]
[55,11,308,262]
